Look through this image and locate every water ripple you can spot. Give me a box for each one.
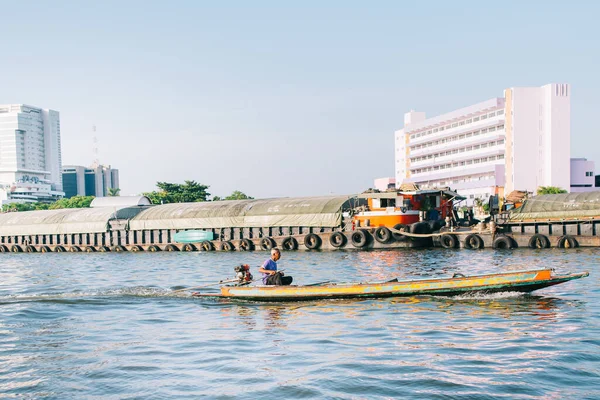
[0,249,599,399]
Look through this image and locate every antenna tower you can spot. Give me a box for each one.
[92,125,99,168]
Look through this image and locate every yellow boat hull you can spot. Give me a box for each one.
[216,269,588,301]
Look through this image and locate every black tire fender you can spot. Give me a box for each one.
[374,227,392,244]
[528,234,550,249]
[40,246,51,253]
[492,235,514,250]
[200,241,214,251]
[411,222,431,235]
[440,234,458,249]
[329,232,347,248]
[239,239,254,251]
[25,245,37,253]
[147,245,160,252]
[351,230,371,248]
[54,246,65,253]
[557,235,578,249]
[304,233,322,250]
[392,224,408,241]
[219,241,235,251]
[463,234,484,250]
[260,237,275,251]
[282,237,298,251]
[182,243,196,252]
[69,246,81,252]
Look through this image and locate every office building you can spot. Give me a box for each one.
[0,104,64,204]
[62,164,120,198]
[395,84,571,205]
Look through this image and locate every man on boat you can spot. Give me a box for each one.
[259,248,293,286]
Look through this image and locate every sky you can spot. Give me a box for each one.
[0,0,598,199]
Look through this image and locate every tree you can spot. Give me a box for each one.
[49,195,95,209]
[108,188,121,196]
[212,191,254,201]
[143,181,210,204]
[224,190,253,200]
[537,186,568,195]
[2,202,44,212]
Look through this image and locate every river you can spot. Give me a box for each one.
[1,248,599,399]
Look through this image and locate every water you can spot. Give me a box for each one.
[1,248,599,399]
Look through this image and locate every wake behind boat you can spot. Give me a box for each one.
[192,268,588,301]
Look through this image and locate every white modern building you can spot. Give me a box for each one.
[570,158,595,192]
[0,104,64,204]
[504,84,571,194]
[395,84,571,205]
[62,164,120,198]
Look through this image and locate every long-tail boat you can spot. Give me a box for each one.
[193,269,588,301]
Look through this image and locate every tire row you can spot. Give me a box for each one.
[0,228,406,253]
[438,233,579,250]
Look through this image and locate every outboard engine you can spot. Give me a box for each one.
[234,264,253,284]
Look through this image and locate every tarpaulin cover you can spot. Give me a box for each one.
[509,191,600,221]
[0,206,148,235]
[128,196,354,231]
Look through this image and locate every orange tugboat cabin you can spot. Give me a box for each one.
[352,187,464,228]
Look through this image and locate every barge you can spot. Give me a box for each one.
[2,190,600,253]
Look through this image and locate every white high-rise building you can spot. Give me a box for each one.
[504,84,570,194]
[395,84,571,205]
[0,104,64,204]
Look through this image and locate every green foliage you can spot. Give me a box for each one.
[108,188,121,196]
[143,181,210,204]
[224,190,253,200]
[2,202,50,212]
[49,196,95,209]
[537,186,568,195]
[1,196,95,212]
[212,190,254,201]
[483,203,490,212]
[474,198,483,207]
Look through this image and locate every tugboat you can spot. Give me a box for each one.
[352,184,463,229]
